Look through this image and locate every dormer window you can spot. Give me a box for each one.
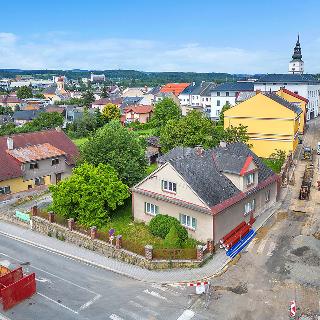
[162,180,177,193]
[29,162,38,170]
[246,173,254,186]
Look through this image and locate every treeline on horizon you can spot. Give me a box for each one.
[0,69,258,87]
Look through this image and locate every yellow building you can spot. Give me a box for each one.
[276,88,307,134]
[224,92,302,158]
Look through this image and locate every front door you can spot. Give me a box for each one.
[55,173,62,184]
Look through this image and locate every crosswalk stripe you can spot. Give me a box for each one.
[177,309,195,320]
[143,289,168,301]
[136,295,159,307]
[266,242,276,256]
[256,239,267,254]
[119,307,149,320]
[128,300,159,317]
[151,283,181,296]
[109,314,124,320]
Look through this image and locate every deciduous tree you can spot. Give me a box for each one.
[102,103,120,123]
[16,86,33,99]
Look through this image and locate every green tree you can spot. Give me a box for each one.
[49,163,129,227]
[102,103,121,123]
[16,86,33,99]
[151,98,181,133]
[222,124,250,144]
[26,112,64,131]
[81,121,147,186]
[81,90,95,107]
[101,86,109,98]
[163,225,181,249]
[217,101,231,126]
[262,149,286,173]
[160,110,218,152]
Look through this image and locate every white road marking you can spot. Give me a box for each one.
[36,277,52,283]
[256,239,268,254]
[109,314,124,320]
[136,295,159,307]
[245,239,256,252]
[266,242,276,256]
[128,300,159,316]
[151,283,180,296]
[37,292,79,314]
[0,313,12,320]
[177,309,195,320]
[119,307,149,320]
[79,294,102,311]
[0,252,98,294]
[143,289,168,301]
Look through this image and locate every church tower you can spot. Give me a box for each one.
[288,35,304,74]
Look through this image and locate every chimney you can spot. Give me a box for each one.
[195,145,204,157]
[220,141,227,148]
[7,137,13,150]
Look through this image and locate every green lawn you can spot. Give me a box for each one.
[72,137,89,148]
[133,128,156,138]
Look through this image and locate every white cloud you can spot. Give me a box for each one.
[0,32,315,73]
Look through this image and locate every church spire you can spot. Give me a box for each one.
[292,34,302,60]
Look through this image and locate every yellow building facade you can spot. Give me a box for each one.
[224,92,302,158]
[0,176,51,194]
[276,88,307,134]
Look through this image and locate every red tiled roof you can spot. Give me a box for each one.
[239,156,253,176]
[45,106,65,114]
[279,88,309,104]
[160,83,190,96]
[124,105,153,114]
[0,95,21,104]
[0,129,79,182]
[7,143,66,163]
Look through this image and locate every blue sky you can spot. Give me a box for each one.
[1,0,320,73]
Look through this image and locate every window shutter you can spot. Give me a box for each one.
[155,205,159,215]
[144,202,147,213]
[192,217,197,229]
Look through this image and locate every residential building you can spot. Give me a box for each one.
[276,88,308,134]
[146,136,161,165]
[0,129,79,195]
[90,73,106,82]
[132,143,278,243]
[254,74,320,120]
[122,87,148,98]
[224,92,302,157]
[289,35,304,74]
[91,97,123,112]
[160,83,190,96]
[201,83,216,117]
[43,77,70,103]
[124,105,153,124]
[210,82,254,120]
[0,95,23,109]
[12,110,44,126]
[154,92,181,107]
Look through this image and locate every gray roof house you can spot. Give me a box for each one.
[133,142,279,243]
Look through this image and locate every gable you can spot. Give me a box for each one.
[225,93,296,119]
[135,163,209,209]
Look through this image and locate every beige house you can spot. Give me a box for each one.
[124,105,153,124]
[132,143,279,244]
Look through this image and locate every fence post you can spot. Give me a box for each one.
[90,226,97,240]
[31,206,38,216]
[196,245,203,261]
[145,245,153,260]
[116,235,122,249]
[207,239,214,254]
[48,212,55,223]
[67,218,75,231]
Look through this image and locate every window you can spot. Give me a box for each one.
[0,186,10,195]
[144,202,159,216]
[35,177,45,186]
[216,110,220,116]
[51,158,59,166]
[226,92,229,97]
[244,199,255,215]
[29,162,38,170]
[265,190,271,202]
[217,92,220,96]
[180,214,197,230]
[246,173,254,186]
[294,91,298,94]
[217,100,220,106]
[206,97,208,101]
[162,180,177,193]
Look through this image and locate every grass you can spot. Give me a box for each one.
[146,163,158,175]
[72,137,89,148]
[133,128,156,138]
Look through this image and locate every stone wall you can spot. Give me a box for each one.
[0,210,30,228]
[31,216,207,270]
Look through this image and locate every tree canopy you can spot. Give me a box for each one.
[217,101,231,126]
[49,163,129,227]
[81,90,95,107]
[16,86,33,99]
[151,98,181,133]
[80,121,147,186]
[102,103,120,123]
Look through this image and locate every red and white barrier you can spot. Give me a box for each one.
[187,281,209,287]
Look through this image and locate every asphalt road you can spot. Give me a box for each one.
[0,234,210,320]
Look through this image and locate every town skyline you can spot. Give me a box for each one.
[1,0,320,73]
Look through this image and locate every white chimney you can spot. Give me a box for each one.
[7,137,14,150]
[220,141,227,148]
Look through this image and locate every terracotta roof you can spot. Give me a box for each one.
[160,83,190,96]
[0,95,21,104]
[0,129,79,182]
[45,106,65,114]
[125,105,153,114]
[278,88,309,104]
[7,143,66,163]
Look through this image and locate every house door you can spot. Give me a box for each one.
[56,173,62,184]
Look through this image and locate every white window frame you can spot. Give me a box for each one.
[180,214,197,230]
[265,190,271,202]
[144,202,159,216]
[29,162,39,170]
[35,177,45,186]
[246,173,254,186]
[244,199,255,216]
[162,180,177,193]
[0,186,11,195]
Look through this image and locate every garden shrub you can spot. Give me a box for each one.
[163,225,181,248]
[149,214,188,241]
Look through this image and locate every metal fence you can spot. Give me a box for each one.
[153,248,197,260]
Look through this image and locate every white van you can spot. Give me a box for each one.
[317,142,320,155]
